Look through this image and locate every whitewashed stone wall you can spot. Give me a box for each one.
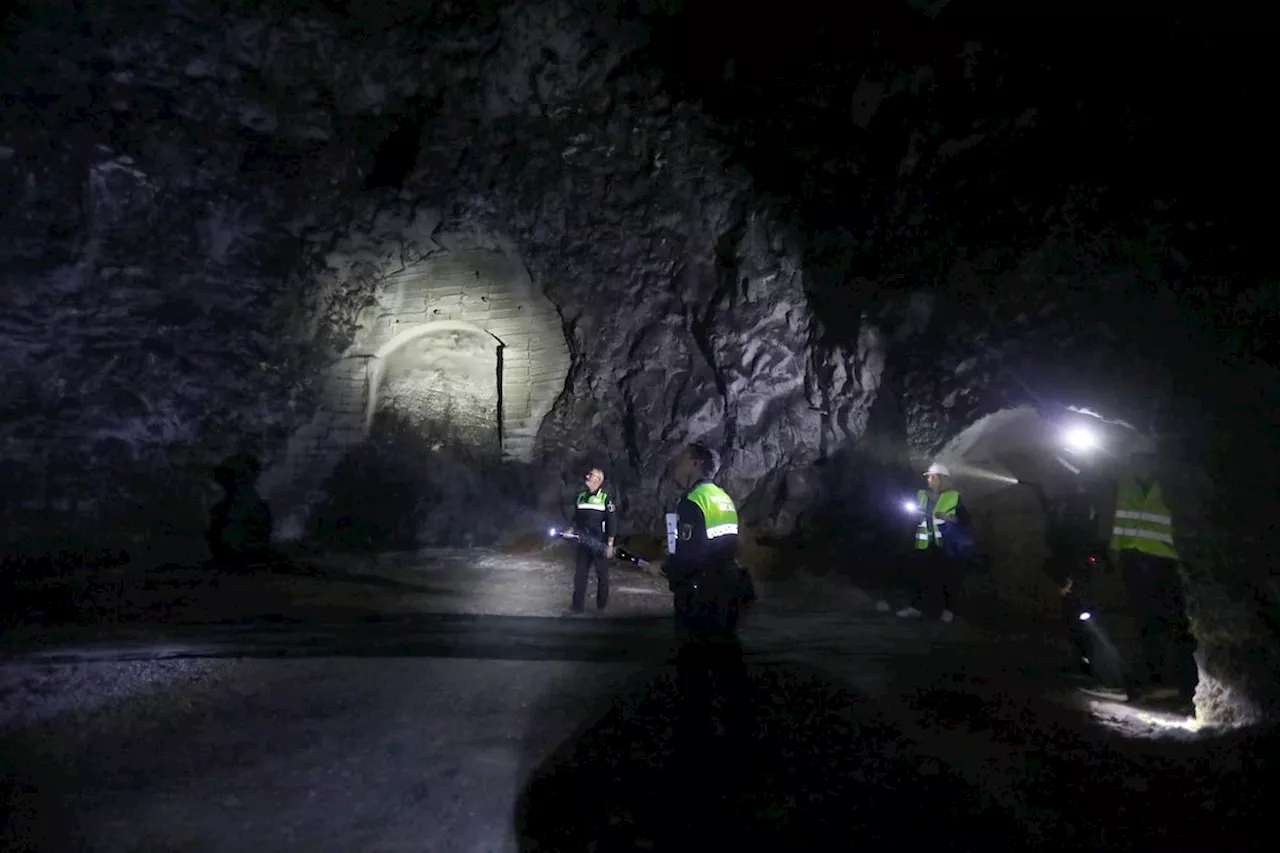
[262,248,570,539]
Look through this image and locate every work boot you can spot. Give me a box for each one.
[563,606,586,618]
[896,606,923,618]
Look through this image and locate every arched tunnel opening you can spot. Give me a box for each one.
[922,407,1168,703]
[369,322,506,453]
[304,321,511,550]
[2,1,1279,849]
[930,405,1152,621]
[293,253,572,550]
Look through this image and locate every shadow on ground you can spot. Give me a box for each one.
[0,555,460,630]
[515,660,1277,851]
[515,661,1024,849]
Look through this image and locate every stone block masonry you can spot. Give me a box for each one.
[262,248,571,540]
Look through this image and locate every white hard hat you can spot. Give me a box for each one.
[925,462,951,477]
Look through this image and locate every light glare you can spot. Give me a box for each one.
[1064,425,1099,453]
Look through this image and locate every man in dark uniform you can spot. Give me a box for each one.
[658,443,754,746]
[1034,478,1128,700]
[565,466,618,614]
[656,442,755,835]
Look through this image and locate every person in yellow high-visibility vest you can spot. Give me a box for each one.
[1104,450,1196,705]
[654,442,754,804]
[897,462,971,623]
[564,466,618,614]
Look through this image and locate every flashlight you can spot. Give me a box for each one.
[549,526,648,568]
[902,499,920,513]
[614,545,651,570]
[1079,611,1092,621]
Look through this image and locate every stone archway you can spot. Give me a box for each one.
[367,320,505,451]
[262,245,571,539]
[363,249,570,462]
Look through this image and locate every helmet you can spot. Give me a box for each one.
[924,462,951,477]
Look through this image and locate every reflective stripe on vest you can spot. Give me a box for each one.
[576,490,608,511]
[687,483,739,539]
[1110,479,1178,559]
[915,489,960,550]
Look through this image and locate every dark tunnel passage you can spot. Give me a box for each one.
[2,1,1279,850]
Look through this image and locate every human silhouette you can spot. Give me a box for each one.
[206,452,274,571]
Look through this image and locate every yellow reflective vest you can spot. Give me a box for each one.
[915,489,960,550]
[1109,477,1178,560]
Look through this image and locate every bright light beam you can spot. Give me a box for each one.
[942,460,1020,485]
[1063,425,1100,454]
[1087,698,1206,734]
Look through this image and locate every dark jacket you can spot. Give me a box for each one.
[1036,485,1101,586]
[663,480,754,605]
[934,493,975,558]
[571,488,617,544]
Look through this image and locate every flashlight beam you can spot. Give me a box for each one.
[934,460,1019,485]
[1063,424,1100,454]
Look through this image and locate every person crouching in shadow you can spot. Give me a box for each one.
[206,453,274,573]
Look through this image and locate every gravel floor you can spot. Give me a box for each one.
[2,656,634,852]
[0,659,233,736]
[1,552,1275,852]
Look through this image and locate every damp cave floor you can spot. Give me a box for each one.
[0,546,1274,852]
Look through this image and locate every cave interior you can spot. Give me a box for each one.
[1,0,1278,849]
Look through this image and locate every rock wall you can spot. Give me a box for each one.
[292,0,886,532]
[0,0,881,555]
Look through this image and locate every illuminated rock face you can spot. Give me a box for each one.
[260,247,569,538]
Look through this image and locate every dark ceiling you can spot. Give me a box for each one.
[638,0,1276,362]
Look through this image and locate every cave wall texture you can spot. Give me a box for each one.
[2,0,1277,719]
